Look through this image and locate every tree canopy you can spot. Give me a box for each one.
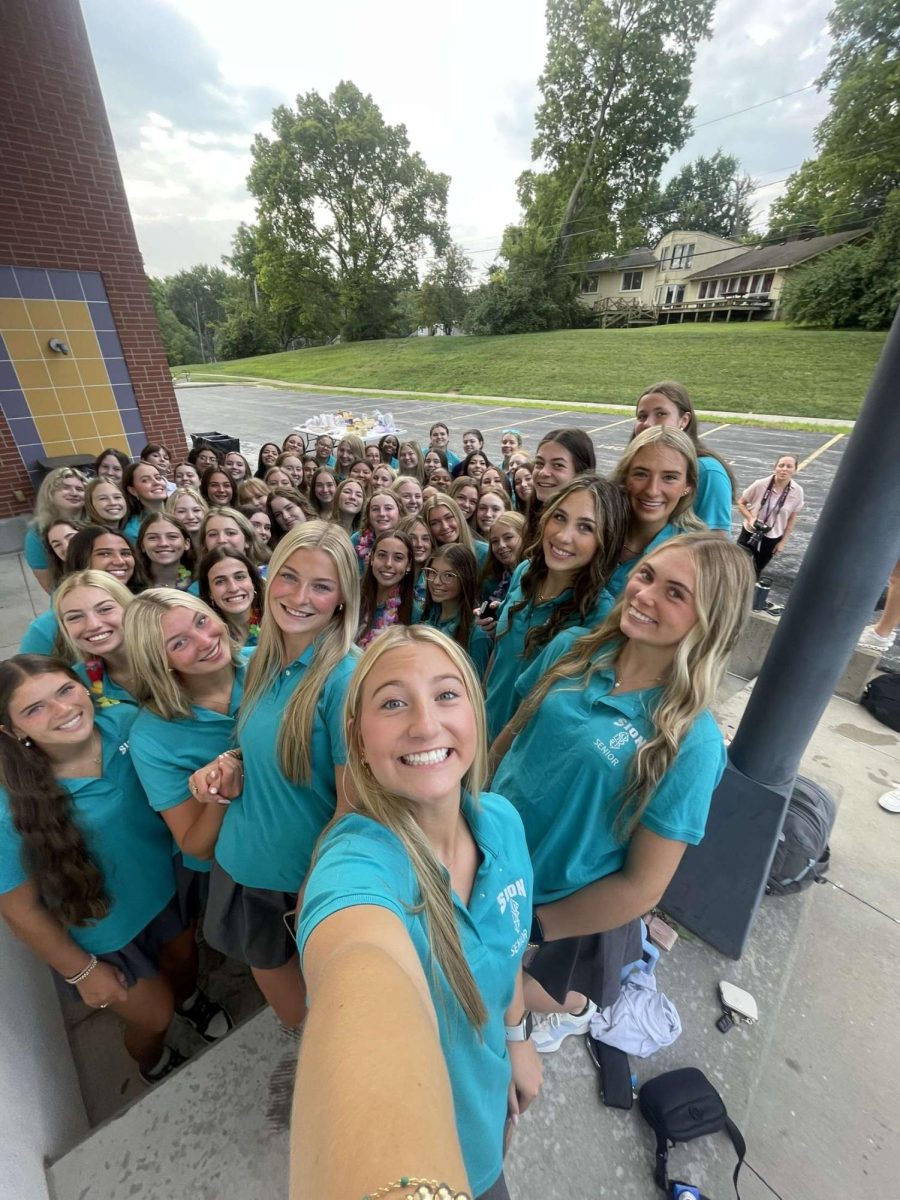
[769,0,900,235]
[526,0,715,267]
[648,151,755,242]
[247,81,450,341]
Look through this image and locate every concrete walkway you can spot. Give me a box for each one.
[45,673,900,1200]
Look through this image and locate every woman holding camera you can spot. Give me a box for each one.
[736,455,804,578]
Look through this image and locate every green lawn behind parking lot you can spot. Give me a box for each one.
[178,323,886,421]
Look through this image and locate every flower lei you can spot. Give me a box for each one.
[355,528,375,566]
[84,658,120,708]
[358,589,402,649]
[176,564,193,589]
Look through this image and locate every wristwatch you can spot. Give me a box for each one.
[504,1011,533,1042]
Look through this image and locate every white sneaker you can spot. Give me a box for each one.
[858,626,895,653]
[531,1002,597,1054]
[877,789,900,813]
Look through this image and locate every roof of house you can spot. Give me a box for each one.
[583,247,658,273]
[688,228,869,280]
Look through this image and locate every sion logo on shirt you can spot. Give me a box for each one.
[498,878,529,958]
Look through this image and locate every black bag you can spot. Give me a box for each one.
[639,1067,745,1198]
[861,671,900,733]
[766,776,836,896]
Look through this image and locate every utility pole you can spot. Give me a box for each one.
[194,296,205,364]
[664,307,900,956]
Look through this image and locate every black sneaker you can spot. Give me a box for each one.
[139,1045,189,1086]
[176,989,234,1042]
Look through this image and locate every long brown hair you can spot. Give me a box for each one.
[425,543,479,652]
[0,656,109,925]
[504,475,630,657]
[358,530,416,641]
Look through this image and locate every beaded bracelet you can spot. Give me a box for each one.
[65,954,99,985]
[363,1180,470,1200]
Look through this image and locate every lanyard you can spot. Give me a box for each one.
[758,477,791,525]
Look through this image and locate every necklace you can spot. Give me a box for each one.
[613,671,664,690]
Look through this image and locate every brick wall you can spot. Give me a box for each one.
[0,0,184,518]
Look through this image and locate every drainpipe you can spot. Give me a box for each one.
[664,308,900,956]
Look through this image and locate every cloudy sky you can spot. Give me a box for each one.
[80,0,834,279]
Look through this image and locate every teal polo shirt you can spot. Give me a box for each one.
[73,660,138,707]
[418,607,493,677]
[297,792,532,1196]
[484,560,613,741]
[24,525,48,570]
[473,538,489,567]
[19,609,59,655]
[494,663,726,905]
[214,645,359,891]
[129,662,248,873]
[122,513,142,543]
[0,705,176,954]
[606,523,681,599]
[695,456,733,533]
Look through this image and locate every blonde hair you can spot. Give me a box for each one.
[612,427,705,531]
[54,570,134,661]
[422,494,477,554]
[511,534,754,837]
[200,505,270,565]
[84,477,128,529]
[343,625,488,1029]
[166,486,208,519]
[240,521,360,783]
[371,464,397,487]
[123,590,242,720]
[237,478,270,507]
[33,467,86,530]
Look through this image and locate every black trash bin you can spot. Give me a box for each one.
[191,431,240,455]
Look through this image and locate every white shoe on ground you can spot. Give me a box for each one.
[531,1002,598,1054]
[877,789,900,813]
[858,626,895,653]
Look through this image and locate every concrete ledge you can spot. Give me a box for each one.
[0,515,30,555]
[729,610,880,701]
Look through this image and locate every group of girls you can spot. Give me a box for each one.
[3,382,769,1198]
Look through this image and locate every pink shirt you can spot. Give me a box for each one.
[740,477,804,538]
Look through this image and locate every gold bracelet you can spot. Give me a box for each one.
[363,1180,471,1200]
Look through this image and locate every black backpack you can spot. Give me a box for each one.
[766,776,836,896]
[861,671,900,733]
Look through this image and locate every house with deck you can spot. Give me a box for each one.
[578,228,869,325]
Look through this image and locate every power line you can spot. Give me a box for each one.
[693,83,819,130]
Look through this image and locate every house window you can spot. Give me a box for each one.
[762,273,775,293]
[663,284,685,305]
[699,281,714,299]
[581,275,599,293]
[670,242,695,269]
[658,246,671,269]
[621,271,643,291]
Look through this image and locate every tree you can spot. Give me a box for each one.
[526,0,715,266]
[248,81,450,341]
[164,265,232,362]
[769,0,900,235]
[146,277,200,365]
[779,244,871,327]
[650,151,756,241]
[416,243,473,334]
[215,303,280,361]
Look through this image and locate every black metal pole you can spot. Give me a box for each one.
[729,310,900,788]
[664,308,900,957]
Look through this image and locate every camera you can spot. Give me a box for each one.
[747,519,771,551]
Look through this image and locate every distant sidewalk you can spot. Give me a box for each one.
[173,373,855,431]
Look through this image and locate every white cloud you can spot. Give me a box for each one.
[82,0,835,275]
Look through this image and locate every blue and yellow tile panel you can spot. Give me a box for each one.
[0,265,148,478]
